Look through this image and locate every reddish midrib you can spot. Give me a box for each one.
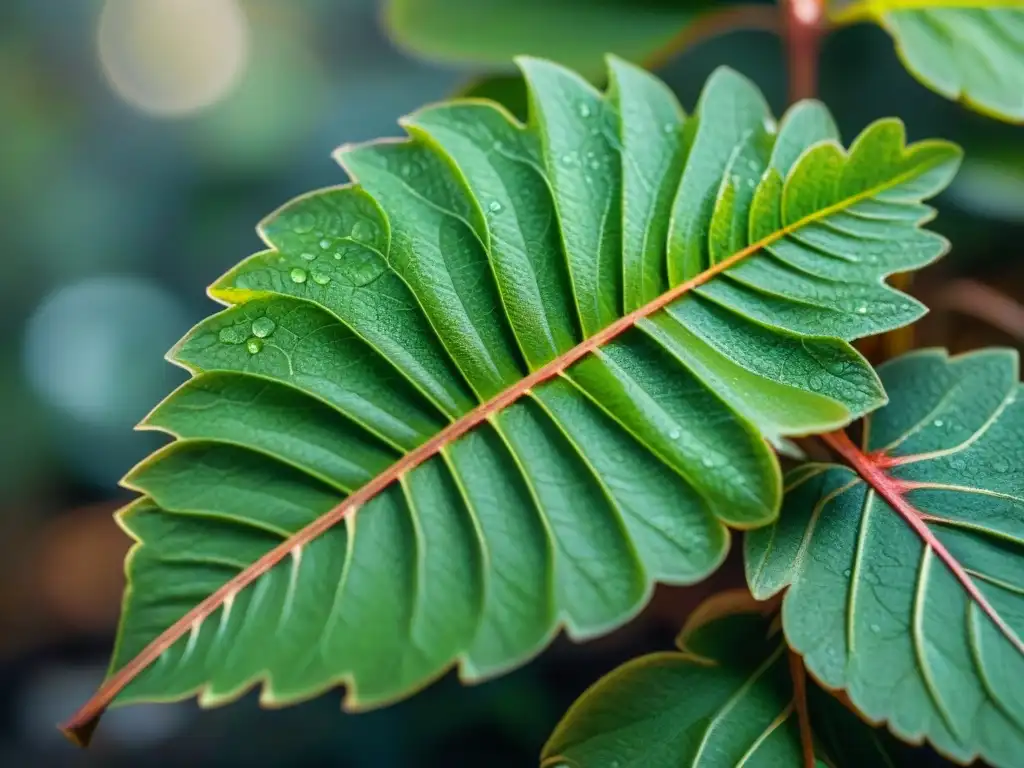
[820,430,1024,657]
[59,236,768,745]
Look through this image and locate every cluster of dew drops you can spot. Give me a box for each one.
[218,315,276,355]
[216,210,383,355]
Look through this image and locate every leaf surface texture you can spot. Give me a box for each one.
[747,348,1024,767]
[70,59,961,733]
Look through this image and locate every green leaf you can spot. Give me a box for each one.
[541,592,806,767]
[542,591,911,767]
[746,348,1024,767]
[63,58,961,743]
[383,0,711,77]
[833,1,1024,123]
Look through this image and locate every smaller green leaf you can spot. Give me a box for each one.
[833,1,1024,123]
[541,591,805,767]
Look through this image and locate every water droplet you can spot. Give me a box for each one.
[289,267,307,284]
[668,428,681,440]
[400,163,412,176]
[218,325,247,344]
[746,178,755,188]
[561,152,577,167]
[950,457,966,470]
[488,200,503,214]
[584,174,592,184]
[577,103,592,118]
[340,252,386,287]
[319,238,331,250]
[870,623,880,633]
[250,317,276,338]
[246,338,263,354]
[808,376,824,392]
[662,122,675,134]
[293,211,316,234]
[933,419,944,428]
[589,160,600,170]
[701,457,714,468]
[493,140,504,151]
[856,305,868,314]
[299,252,317,261]
[843,568,851,577]
[350,220,374,244]
[333,252,343,260]
[762,117,777,133]
[747,159,759,171]
[312,269,332,285]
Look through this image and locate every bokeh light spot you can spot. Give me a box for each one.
[97,0,250,117]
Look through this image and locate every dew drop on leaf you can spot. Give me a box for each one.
[668,428,681,440]
[319,238,331,250]
[245,338,263,354]
[250,317,276,338]
[577,103,591,118]
[218,325,247,344]
[662,122,675,134]
[340,252,385,287]
[933,419,944,428]
[311,270,332,286]
[856,305,868,314]
[870,623,880,633]
[350,220,374,243]
[293,211,316,234]
[289,267,307,284]
[299,252,317,261]
[488,201,503,214]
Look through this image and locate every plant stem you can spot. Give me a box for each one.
[784,0,826,101]
[644,5,780,71]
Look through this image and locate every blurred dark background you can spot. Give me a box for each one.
[0,1,1020,765]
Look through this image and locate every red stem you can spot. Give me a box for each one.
[784,0,825,102]
[820,430,1024,658]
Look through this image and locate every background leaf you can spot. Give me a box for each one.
[832,1,1024,123]
[65,59,960,743]
[542,590,921,767]
[746,348,1024,767]
[384,0,713,77]
[540,591,805,767]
